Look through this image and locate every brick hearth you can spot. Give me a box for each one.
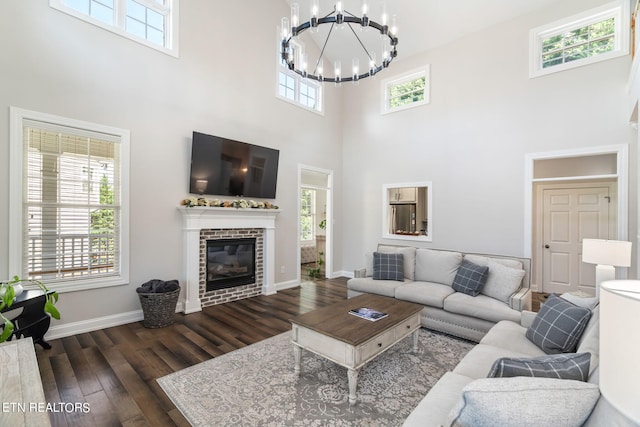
[199,228,264,307]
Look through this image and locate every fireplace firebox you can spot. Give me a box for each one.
[206,238,256,292]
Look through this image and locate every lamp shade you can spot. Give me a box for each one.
[599,280,640,423]
[582,239,632,267]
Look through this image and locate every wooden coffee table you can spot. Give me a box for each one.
[290,294,423,405]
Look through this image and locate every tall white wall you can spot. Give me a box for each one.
[340,0,635,271]
[0,1,344,327]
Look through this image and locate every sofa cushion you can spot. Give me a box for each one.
[346,277,408,298]
[480,320,546,356]
[488,352,591,382]
[464,254,523,270]
[372,252,404,281]
[453,344,540,379]
[451,259,488,297]
[526,294,592,354]
[561,292,599,309]
[402,372,474,427]
[448,377,600,427]
[444,292,521,324]
[395,281,455,308]
[415,248,462,285]
[365,246,416,280]
[481,261,526,304]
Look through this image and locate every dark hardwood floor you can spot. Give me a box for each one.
[35,278,349,427]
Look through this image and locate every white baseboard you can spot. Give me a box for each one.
[45,276,351,341]
[45,309,144,341]
[334,270,353,279]
[275,279,299,291]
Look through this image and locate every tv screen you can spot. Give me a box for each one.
[189,131,279,199]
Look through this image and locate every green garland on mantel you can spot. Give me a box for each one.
[181,197,279,209]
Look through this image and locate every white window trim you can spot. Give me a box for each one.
[49,0,180,58]
[9,107,130,293]
[277,69,324,115]
[381,65,430,115]
[275,38,324,115]
[529,1,629,78]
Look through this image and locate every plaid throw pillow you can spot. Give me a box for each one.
[526,294,592,354]
[372,252,404,281]
[451,259,488,296]
[488,352,591,382]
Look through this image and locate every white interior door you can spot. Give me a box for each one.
[542,187,610,295]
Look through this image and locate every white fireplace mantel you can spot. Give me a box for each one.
[178,206,280,313]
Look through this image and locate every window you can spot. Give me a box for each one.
[300,188,316,242]
[381,66,430,114]
[529,1,629,78]
[276,41,323,113]
[9,108,130,292]
[50,0,179,56]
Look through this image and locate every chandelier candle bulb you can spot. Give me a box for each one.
[281,17,289,39]
[301,53,308,77]
[336,1,344,25]
[382,39,389,67]
[352,58,360,82]
[291,3,299,33]
[335,60,342,84]
[361,0,369,26]
[380,1,388,25]
[390,14,397,36]
[310,0,319,29]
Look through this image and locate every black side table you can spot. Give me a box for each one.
[1,289,53,349]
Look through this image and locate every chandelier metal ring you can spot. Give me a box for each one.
[281,4,398,84]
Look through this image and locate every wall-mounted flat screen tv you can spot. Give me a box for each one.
[189,131,279,199]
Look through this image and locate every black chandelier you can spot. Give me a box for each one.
[280,1,398,84]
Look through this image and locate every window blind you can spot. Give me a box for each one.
[23,124,121,284]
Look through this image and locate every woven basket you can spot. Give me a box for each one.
[138,288,180,328]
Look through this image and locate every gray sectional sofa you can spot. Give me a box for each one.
[403,297,637,427]
[347,245,532,342]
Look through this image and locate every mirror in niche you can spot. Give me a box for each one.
[382,182,432,242]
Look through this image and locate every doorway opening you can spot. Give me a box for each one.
[524,145,629,295]
[298,165,333,282]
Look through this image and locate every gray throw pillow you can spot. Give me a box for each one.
[448,377,600,427]
[451,259,488,296]
[526,294,592,354]
[372,252,404,281]
[481,260,526,303]
[488,352,591,382]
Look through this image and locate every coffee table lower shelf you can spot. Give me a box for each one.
[291,311,421,405]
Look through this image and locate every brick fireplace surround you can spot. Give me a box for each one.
[178,206,280,313]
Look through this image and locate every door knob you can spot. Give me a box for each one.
[544,244,550,249]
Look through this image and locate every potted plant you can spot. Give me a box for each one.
[0,276,60,343]
[306,251,325,279]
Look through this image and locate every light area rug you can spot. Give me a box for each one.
[157,329,474,426]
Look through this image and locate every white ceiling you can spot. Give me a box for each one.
[283,0,562,68]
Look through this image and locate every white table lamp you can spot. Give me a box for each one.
[599,280,640,423]
[582,239,632,298]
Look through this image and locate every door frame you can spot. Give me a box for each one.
[297,164,334,282]
[535,181,617,294]
[524,144,629,292]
